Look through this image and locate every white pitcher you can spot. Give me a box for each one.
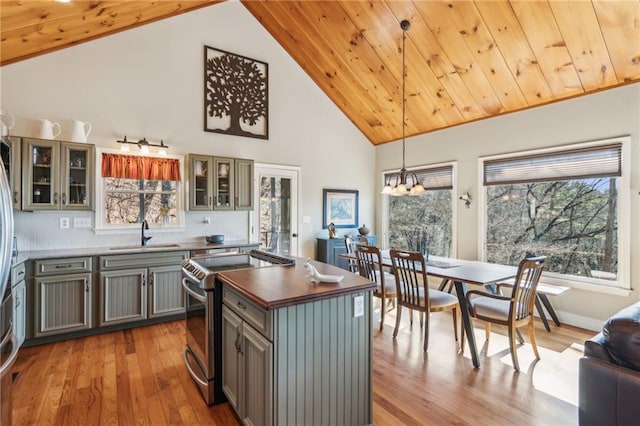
[38,119,61,140]
[0,111,15,136]
[70,119,92,143]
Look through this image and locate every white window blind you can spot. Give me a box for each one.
[484,143,622,186]
[385,165,453,190]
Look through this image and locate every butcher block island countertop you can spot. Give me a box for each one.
[216,258,375,426]
[216,258,376,309]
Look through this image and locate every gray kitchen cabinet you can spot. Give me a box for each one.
[148,264,184,317]
[234,158,254,211]
[33,256,93,338]
[222,303,273,426]
[34,273,92,337]
[2,135,22,210]
[11,262,26,347]
[99,251,188,326]
[221,283,373,425]
[22,137,94,211]
[99,268,147,326]
[187,154,253,211]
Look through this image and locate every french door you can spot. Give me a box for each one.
[251,164,299,256]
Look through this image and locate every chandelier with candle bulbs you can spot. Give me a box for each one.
[381,20,425,197]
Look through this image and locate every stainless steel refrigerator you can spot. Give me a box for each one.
[0,137,17,425]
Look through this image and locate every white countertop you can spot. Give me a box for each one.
[11,240,259,265]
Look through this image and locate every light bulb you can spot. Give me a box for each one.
[409,183,425,195]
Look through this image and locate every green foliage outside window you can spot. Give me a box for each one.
[486,178,618,279]
[104,178,177,225]
[387,190,452,257]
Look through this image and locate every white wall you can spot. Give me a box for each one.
[0,2,375,256]
[377,84,640,328]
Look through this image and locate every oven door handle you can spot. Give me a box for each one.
[183,348,208,387]
[182,278,208,303]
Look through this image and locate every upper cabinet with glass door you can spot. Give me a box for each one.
[187,154,253,211]
[22,138,94,211]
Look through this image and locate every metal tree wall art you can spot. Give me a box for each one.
[204,45,269,139]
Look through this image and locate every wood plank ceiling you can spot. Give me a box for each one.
[2,1,639,146]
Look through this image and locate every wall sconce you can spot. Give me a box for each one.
[459,192,472,208]
[116,136,168,156]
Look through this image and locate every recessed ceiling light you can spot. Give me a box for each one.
[55,0,72,3]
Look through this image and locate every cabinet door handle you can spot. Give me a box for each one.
[54,192,59,204]
[15,298,20,308]
[62,193,67,204]
[13,191,18,204]
[235,330,242,354]
[85,280,90,292]
[237,301,246,310]
[149,274,153,286]
[55,264,72,269]
[208,196,212,207]
[141,275,146,286]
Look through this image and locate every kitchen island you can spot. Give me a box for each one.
[217,259,376,426]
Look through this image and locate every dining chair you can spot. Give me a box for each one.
[356,245,397,331]
[464,256,547,372]
[344,236,359,273]
[389,249,461,352]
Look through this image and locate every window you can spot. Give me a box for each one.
[100,152,182,228]
[385,164,454,256]
[104,178,178,225]
[481,138,629,289]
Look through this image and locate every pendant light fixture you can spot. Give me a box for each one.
[381,20,425,197]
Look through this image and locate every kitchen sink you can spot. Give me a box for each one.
[109,243,182,250]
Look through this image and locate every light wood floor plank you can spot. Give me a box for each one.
[10,309,593,425]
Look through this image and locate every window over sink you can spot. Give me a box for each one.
[96,149,185,229]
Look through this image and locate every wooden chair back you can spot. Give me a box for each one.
[510,256,547,321]
[355,244,382,283]
[344,236,359,273]
[389,249,428,312]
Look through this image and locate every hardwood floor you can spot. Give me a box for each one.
[10,307,593,425]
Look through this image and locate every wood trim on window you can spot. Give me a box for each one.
[101,153,180,181]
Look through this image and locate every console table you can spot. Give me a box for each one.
[316,235,377,271]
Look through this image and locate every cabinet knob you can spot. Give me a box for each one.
[237,301,246,310]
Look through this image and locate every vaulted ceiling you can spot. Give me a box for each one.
[1,1,639,145]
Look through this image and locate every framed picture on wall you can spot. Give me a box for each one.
[203,45,269,139]
[322,189,359,229]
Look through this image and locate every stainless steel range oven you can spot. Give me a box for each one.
[181,249,293,405]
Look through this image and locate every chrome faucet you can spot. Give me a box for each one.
[141,219,152,246]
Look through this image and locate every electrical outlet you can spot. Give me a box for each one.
[302,216,311,224]
[73,217,91,228]
[353,295,364,318]
[59,218,69,229]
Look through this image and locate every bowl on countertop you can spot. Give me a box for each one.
[205,235,225,244]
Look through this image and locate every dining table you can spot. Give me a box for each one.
[339,251,518,368]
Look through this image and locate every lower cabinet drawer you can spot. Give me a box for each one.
[35,257,92,276]
[223,287,272,340]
